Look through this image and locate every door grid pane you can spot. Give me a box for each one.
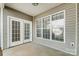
[24,23,30,39]
[12,21,20,42]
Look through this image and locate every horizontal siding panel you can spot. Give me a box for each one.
[33,3,76,55]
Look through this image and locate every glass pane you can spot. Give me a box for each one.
[24,23,30,39]
[51,19,64,42]
[36,19,42,37]
[12,21,20,42]
[52,15,56,20]
[56,14,60,20]
[37,29,41,37]
[36,19,41,28]
[60,12,64,19]
[43,16,50,39]
[43,29,50,39]
[52,12,64,20]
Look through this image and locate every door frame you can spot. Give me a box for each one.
[22,20,32,43]
[9,17,23,47]
[7,16,32,48]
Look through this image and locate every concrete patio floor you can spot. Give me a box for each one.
[3,42,73,56]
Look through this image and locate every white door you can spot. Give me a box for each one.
[8,16,32,47]
[23,20,32,43]
[9,17,23,47]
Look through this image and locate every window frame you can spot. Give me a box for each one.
[35,18,43,39]
[50,10,65,43]
[35,10,65,43]
[42,16,51,40]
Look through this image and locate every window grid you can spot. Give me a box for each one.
[36,10,65,42]
[51,11,64,42]
[12,21,20,42]
[43,16,50,39]
[24,23,30,39]
[36,19,42,37]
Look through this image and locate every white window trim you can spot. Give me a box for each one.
[35,18,43,39]
[35,10,65,43]
[50,10,65,43]
[42,15,51,40]
[75,3,77,55]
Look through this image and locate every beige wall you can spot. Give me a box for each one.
[77,3,79,55]
[3,6,33,49]
[0,8,1,48]
[33,3,77,55]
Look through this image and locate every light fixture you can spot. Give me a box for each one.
[32,3,39,6]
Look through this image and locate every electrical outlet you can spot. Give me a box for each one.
[71,42,75,47]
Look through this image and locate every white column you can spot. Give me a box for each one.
[0,3,4,50]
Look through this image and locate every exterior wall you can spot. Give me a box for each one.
[3,6,33,49]
[33,3,77,55]
[0,8,1,48]
[77,3,79,55]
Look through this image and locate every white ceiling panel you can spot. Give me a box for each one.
[5,3,61,16]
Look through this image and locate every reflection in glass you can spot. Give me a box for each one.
[52,19,64,41]
[52,12,64,20]
[43,16,50,39]
[36,19,42,37]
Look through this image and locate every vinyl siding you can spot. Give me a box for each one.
[77,3,79,55]
[33,3,76,55]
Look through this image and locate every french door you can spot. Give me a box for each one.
[23,20,32,43]
[8,16,32,47]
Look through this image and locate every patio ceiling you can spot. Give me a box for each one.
[5,3,61,16]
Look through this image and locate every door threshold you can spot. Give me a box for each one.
[7,41,32,49]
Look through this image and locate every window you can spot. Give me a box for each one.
[52,12,64,20]
[43,16,50,39]
[35,10,65,42]
[51,11,65,42]
[36,19,42,37]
